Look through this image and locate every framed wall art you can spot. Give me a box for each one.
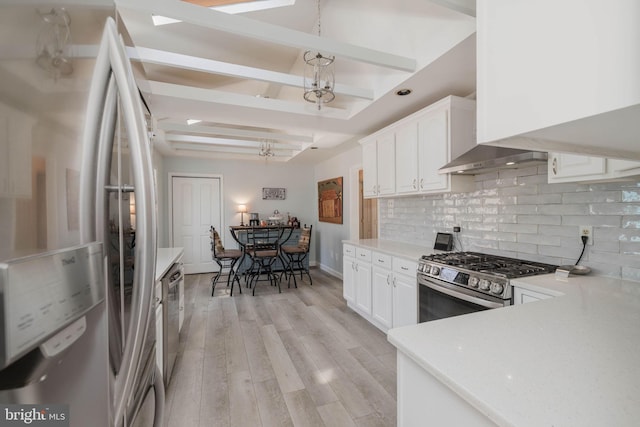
[318,176,343,224]
[262,187,286,200]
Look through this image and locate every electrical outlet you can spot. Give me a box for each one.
[579,226,593,245]
[453,226,461,233]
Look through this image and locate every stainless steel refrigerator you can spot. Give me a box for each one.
[0,3,163,426]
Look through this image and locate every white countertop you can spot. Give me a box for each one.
[156,247,184,281]
[388,273,640,427]
[342,238,439,261]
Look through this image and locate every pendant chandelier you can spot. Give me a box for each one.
[259,140,275,157]
[303,0,335,110]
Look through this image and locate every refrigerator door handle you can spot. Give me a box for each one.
[80,17,159,427]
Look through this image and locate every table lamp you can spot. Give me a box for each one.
[238,204,247,226]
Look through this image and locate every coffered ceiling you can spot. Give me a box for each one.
[115,0,477,163]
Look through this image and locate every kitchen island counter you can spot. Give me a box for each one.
[388,274,640,426]
[342,238,437,261]
[156,247,184,281]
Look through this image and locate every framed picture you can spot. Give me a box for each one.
[262,187,286,200]
[318,176,343,224]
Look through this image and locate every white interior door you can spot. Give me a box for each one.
[171,176,221,274]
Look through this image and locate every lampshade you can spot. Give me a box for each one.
[238,204,247,213]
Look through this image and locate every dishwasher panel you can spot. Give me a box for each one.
[161,263,182,387]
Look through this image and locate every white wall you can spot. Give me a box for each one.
[160,155,316,263]
[314,145,362,277]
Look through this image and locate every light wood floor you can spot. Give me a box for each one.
[163,268,397,427]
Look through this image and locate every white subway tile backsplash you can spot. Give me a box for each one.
[561,215,621,227]
[562,191,621,204]
[518,215,562,225]
[379,169,640,279]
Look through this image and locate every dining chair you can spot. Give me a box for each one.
[244,227,282,295]
[281,225,312,288]
[210,226,242,296]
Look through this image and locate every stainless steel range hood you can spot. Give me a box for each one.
[439,145,548,175]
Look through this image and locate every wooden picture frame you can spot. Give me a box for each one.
[262,187,286,200]
[318,177,343,224]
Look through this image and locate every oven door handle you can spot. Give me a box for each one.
[421,281,505,309]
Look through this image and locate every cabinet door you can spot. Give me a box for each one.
[393,273,417,328]
[376,132,396,195]
[418,107,449,192]
[361,140,378,198]
[609,159,640,178]
[513,287,553,305]
[395,122,419,194]
[549,153,606,181]
[355,261,372,315]
[342,256,356,303]
[372,266,393,329]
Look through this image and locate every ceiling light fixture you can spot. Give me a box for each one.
[303,0,335,110]
[259,140,275,157]
[36,7,73,79]
[396,88,412,96]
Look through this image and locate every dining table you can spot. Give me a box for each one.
[228,225,295,283]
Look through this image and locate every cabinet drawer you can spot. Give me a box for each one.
[393,257,418,276]
[355,247,372,262]
[372,252,392,268]
[343,244,356,257]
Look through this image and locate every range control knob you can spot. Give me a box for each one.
[468,277,479,288]
[490,282,504,295]
[430,265,440,276]
[479,279,491,291]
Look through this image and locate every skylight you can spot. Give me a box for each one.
[152,0,296,26]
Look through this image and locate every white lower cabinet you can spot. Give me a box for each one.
[372,253,393,330]
[342,245,372,314]
[343,253,356,304]
[344,244,418,333]
[355,253,372,315]
[513,286,554,304]
[392,258,418,328]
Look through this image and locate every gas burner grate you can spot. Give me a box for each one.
[421,252,557,278]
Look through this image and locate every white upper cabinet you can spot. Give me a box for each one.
[361,131,396,198]
[361,95,475,198]
[395,122,419,194]
[377,133,396,196]
[549,152,640,183]
[362,139,378,198]
[417,106,450,192]
[477,0,640,160]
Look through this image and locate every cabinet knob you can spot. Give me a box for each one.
[419,179,424,189]
[412,179,417,189]
[552,157,558,175]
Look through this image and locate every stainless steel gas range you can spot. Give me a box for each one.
[417,252,557,322]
